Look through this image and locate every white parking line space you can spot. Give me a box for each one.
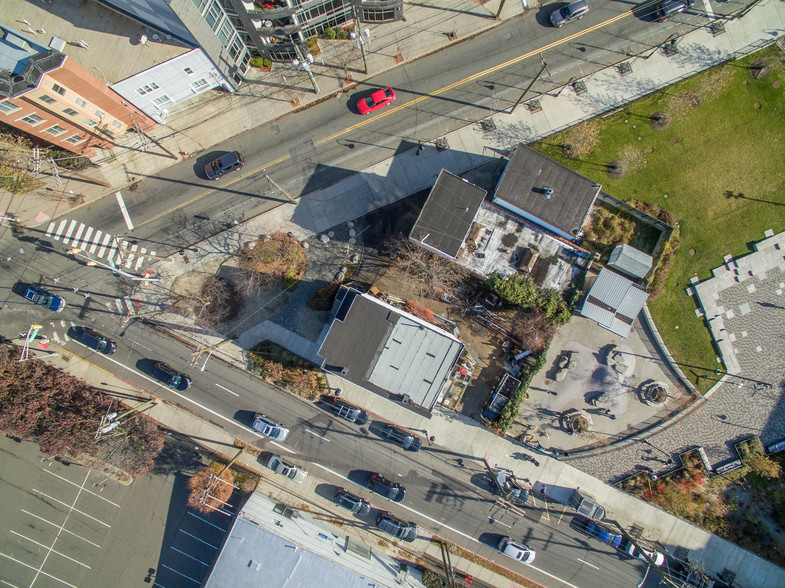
[31,488,112,528]
[305,428,330,442]
[215,383,239,397]
[43,469,121,507]
[10,531,92,569]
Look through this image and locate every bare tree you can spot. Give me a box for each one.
[188,464,234,514]
[386,236,468,301]
[510,308,555,353]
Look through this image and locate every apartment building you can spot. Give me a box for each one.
[0,25,156,157]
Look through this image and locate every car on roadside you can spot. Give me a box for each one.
[204,151,244,180]
[73,326,117,355]
[655,0,692,21]
[383,425,422,452]
[151,361,192,391]
[368,473,406,502]
[326,397,368,424]
[266,454,307,483]
[251,413,290,441]
[376,512,417,542]
[498,537,536,563]
[583,521,623,547]
[357,87,395,115]
[623,541,665,566]
[550,0,589,27]
[334,488,371,516]
[23,285,65,312]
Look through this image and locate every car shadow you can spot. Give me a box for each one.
[194,151,229,181]
[233,409,257,429]
[135,358,158,377]
[348,469,374,486]
[479,532,506,549]
[631,0,661,22]
[536,3,562,27]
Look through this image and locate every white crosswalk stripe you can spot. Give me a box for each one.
[43,219,156,271]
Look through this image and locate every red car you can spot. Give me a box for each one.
[357,87,396,115]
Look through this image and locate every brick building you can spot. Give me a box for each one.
[0,25,155,158]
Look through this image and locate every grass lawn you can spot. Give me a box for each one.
[534,44,785,392]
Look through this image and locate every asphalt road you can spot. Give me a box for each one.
[0,3,726,585]
[45,325,651,588]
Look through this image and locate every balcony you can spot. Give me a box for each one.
[243,0,295,18]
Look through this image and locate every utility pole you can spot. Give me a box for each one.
[607,520,679,588]
[495,0,508,19]
[510,56,548,115]
[263,169,296,203]
[350,6,370,74]
[189,338,235,369]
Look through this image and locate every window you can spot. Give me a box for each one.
[63,107,78,116]
[135,83,160,96]
[100,128,115,137]
[52,83,66,96]
[20,113,45,126]
[190,78,209,91]
[64,134,84,145]
[95,109,106,119]
[39,94,57,105]
[0,100,21,114]
[75,97,87,108]
[183,67,194,75]
[84,119,98,127]
[111,120,122,129]
[44,125,67,136]
[152,95,172,107]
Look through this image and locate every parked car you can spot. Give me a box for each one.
[74,326,116,355]
[151,361,192,391]
[584,521,623,547]
[623,541,665,566]
[655,0,692,21]
[23,285,65,312]
[251,414,290,441]
[376,512,417,542]
[357,87,396,115]
[550,0,589,27]
[266,454,307,483]
[204,151,244,179]
[334,488,371,516]
[327,398,368,424]
[368,473,406,502]
[498,537,536,563]
[383,425,422,452]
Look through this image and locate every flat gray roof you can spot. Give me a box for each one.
[317,289,463,411]
[492,144,601,240]
[205,493,421,588]
[607,244,653,279]
[409,169,487,259]
[580,268,649,338]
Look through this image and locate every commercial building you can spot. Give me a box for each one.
[317,287,464,414]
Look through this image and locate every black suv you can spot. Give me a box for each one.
[204,151,244,180]
[376,512,417,542]
[328,398,368,424]
[74,326,117,354]
[383,425,422,452]
[152,361,192,391]
[334,489,371,516]
[368,473,405,502]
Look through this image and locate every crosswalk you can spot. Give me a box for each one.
[45,219,156,272]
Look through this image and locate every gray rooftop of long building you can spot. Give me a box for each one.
[204,493,422,588]
[607,244,653,280]
[409,169,487,259]
[580,268,649,338]
[317,289,463,411]
[491,143,601,239]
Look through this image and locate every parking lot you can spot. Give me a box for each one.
[0,434,239,588]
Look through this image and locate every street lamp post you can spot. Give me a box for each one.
[350,28,371,75]
[291,41,320,94]
[639,438,674,465]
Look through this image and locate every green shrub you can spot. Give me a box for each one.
[496,349,548,433]
[489,273,537,308]
[307,36,318,48]
[249,56,272,68]
[422,569,446,588]
[324,27,336,40]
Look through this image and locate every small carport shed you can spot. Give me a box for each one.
[580,268,649,338]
